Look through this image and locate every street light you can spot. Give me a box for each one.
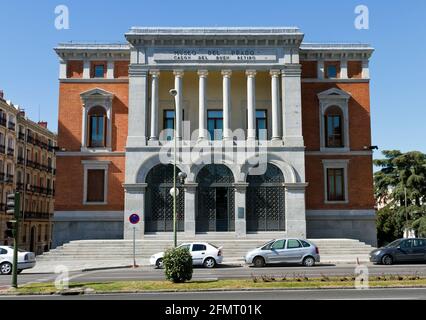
[169,89,179,248]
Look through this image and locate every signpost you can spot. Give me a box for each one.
[129,214,140,268]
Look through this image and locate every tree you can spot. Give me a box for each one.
[374,150,426,245]
[163,247,193,283]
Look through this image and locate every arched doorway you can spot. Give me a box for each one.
[246,164,285,232]
[196,165,235,232]
[145,164,185,233]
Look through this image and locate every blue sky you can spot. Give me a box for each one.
[0,0,425,159]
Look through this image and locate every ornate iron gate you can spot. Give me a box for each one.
[196,165,235,232]
[145,165,185,232]
[246,164,286,232]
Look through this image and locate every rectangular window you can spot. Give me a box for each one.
[164,110,175,141]
[256,110,268,140]
[207,110,223,140]
[325,115,343,148]
[327,65,337,78]
[327,168,345,201]
[94,65,105,78]
[86,169,105,203]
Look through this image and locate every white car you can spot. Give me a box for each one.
[0,246,36,275]
[150,242,223,269]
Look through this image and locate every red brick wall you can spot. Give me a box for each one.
[348,61,363,79]
[57,82,129,152]
[301,61,318,78]
[66,61,83,78]
[302,82,372,151]
[114,61,129,78]
[305,155,375,210]
[55,156,125,211]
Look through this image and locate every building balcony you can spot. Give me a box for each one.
[27,160,37,169]
[0,203,5,212]
[7,148,14,157]
[5,174,14,184]
[0,172,4,182]
[0,117,6,127]
[17,156,25,165]
[0,145,5,154]
[24,211,51,220]
[27,136,35,145]
[8,122,15,131]
[16,182,25,192]
[18,132,26,141]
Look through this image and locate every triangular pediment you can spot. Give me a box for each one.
[317,88,351,100]
[80,88,114,99]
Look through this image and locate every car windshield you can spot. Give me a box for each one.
[261,240,276,250]
[384,240,402,248]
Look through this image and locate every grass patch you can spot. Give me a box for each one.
[5,276,426,295]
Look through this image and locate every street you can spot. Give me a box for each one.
[1,263,425,288]
[1,288,425,300]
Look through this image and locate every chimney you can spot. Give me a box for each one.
[38,121,48,128]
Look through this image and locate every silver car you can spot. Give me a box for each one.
[245,238,320,267]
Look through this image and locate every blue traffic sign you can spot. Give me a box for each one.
[129,214,140,225]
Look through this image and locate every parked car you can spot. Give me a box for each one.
[245,238,320,268]
[370,238,426,265]
[150,242,223,269]
[0,246,36,275]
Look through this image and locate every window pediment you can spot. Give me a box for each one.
[317,88,351,102]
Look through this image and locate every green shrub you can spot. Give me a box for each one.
[163,247,193,283]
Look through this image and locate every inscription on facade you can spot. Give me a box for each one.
[153,48,278,63]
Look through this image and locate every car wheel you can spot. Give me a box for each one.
[203,258,216,269]
[156,258,164,269]
[0,262,12,275]
[253,256,265,268]
[303,256,316,267]
[381,255,393,266]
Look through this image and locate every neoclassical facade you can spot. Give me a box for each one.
[54,27,377,247]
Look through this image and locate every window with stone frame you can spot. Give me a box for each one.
[88,106,107,148]
[327,168,345,202]
[324,106,344,148]
[86,169,106,203]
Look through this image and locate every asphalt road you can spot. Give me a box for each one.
[1,288,426,300]
[1,263,425,288]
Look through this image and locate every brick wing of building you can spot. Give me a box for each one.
[54,27,376,247]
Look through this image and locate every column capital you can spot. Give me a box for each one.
[150,69,161,77]
[246,70,257,77]
[270,69,281,77]
[281,64,302,77]
[173,70,185,77]
[221,70,233,77]
[197,70,209,77]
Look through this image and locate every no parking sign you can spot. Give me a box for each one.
[129,214,140,225]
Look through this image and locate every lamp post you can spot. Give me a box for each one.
[169,89,188,248]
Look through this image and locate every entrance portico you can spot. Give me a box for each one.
[123,28,307,240]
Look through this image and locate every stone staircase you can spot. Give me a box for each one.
[29,235,375,273]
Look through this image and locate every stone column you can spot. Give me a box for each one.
[83,60,90,79]
[282,65,304,147]
[59,59,67,79]
[81,105,88,148]
[198,70,208,140]
[107,61,115,79]
[150,70,160,141]
[123,183,147,240]
[234,183,248,238]
[285,183,308,239]
[317,58,325,80]
[270,70,281,141]
[362,59,370,79]
[127,67,148,147]
[222,70,232,141]
[174,70,184,140]
[340,58,348,79]
[184,183,198,238]
[246,70,257,141]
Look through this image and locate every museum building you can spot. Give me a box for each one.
[53,27,376,247]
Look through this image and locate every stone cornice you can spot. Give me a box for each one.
[126,27,304,47]
[300,43,374,60]
[54,43,130,61]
